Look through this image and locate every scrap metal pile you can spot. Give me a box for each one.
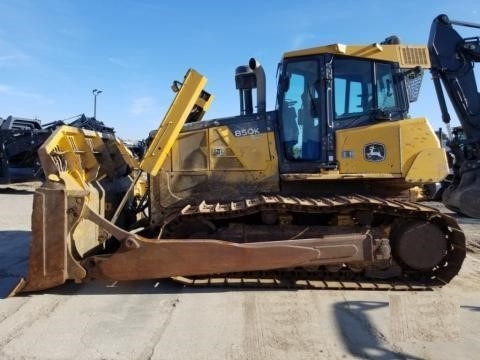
[0,114,114,184]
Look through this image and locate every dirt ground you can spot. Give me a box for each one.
[0,188,479,360]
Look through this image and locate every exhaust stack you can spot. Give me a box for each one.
[234,58,266,115]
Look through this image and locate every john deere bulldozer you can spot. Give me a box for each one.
[14,28,467,294]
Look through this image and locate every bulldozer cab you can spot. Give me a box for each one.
[276,52,410,173]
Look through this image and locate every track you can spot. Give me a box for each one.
[167,194,466,290]
[172,273,439,291]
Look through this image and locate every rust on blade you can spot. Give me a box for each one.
[83,234,370,282]
[22,185,89,292]
[81,206,371,282]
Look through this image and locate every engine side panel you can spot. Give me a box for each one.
[335,117,448,182]
[149,118,280,222]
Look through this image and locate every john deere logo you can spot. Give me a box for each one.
[364,143,386,162]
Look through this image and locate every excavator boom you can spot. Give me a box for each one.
[428,14,480,217]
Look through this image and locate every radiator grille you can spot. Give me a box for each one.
[400,46,430,67]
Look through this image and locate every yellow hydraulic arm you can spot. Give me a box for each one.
[140,69,213,176]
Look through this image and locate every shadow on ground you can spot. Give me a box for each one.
[0,231,30,298]
[334,301,422,360]
[18,277,299,298]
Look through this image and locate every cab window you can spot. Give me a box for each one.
[333,58,372,119]
[333,58,401,128]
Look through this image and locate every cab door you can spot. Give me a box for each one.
[277,56,327,173]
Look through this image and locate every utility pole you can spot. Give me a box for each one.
[92,89,103,118]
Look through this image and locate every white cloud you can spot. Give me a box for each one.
[0,52,29,66]
[0,84,12,93]
[129,96,154,116]
[0,54,28,61]
[108,57,129,68]
[0,83,53,104]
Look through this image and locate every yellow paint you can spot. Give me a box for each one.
[140,69,213,176]
[335,117,448,182]
[39,126,101,186]
[406,148,449,183]
[208,126,274,171]
[284,44,430,68]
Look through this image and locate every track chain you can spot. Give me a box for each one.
[172,194,466,290]
[181,194,439,219]
[172,273,439,291]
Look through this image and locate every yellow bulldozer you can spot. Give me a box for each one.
[13,29,467,295]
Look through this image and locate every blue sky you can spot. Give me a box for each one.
[0,0,478,140]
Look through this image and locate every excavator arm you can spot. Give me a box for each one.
[428,14,480,217]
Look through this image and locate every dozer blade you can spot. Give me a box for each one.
[21,124,139,293]
[20,68,213,293]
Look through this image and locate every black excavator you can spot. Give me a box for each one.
[428,14,480,218]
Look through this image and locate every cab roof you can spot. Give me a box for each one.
[283,43,431,68]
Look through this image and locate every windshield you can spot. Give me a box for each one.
[333,57,402,129]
